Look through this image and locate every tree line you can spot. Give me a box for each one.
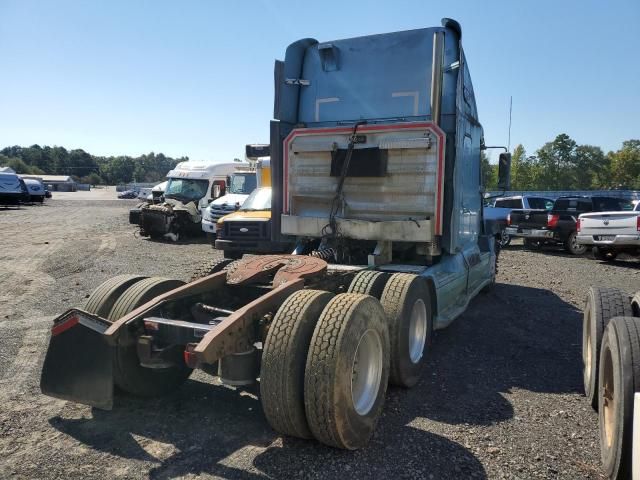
[0,145,188,185]
[482,134,640,191]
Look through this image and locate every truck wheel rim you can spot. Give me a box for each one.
[584,319,592,385]
[500,230,509,246]
[351,329,383,416]
[571,234,583,252]
[601,346,616,448]
[409,299,428,364]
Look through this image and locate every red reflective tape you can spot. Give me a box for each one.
[51,315,79,336]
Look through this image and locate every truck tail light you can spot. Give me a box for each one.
[576,218,581,232]
[506,213,511,226]
[637,216,640,232]
[547,214,560,228]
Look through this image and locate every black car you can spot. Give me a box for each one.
[506,196,632,255]
[118,190,138,199]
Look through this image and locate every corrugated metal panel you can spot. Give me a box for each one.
[288,128,440,222]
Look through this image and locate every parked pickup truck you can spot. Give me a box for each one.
[577,202,640,261]
[506,196,633,255]
[484,195,554,247]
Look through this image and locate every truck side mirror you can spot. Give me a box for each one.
[497,153,511,191]
[212,184,222,199]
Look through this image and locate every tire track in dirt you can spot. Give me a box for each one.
[0,323,50,398]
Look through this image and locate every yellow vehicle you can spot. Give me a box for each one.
[215,160,292,258]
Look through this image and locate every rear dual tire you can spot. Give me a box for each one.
[189,258,234,282]
[582,287,632,409]
[598,316,640,479]
[304,293,390,450]
[260,289,335,439]
[379,273,433,388]
[261,291,391,450]
[84,275,192,397]
[347,270,389,299]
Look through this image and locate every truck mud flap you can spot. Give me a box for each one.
[40,309,114,410]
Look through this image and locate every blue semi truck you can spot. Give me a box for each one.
[40,19,510,450]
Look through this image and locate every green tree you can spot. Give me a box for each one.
[535,134,578,190]
[481,150,497,190]
[511,144,537,190]
[609,140,640,189]
[80,172,103,185]
[573,145,606,189]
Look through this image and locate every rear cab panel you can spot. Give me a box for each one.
[271,21,494,328]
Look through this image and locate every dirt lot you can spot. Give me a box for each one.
[1,195,639,479]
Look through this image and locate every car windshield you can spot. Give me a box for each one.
[229,173,257,195]
[595,197,633,211]
[240,188,271,211]
[528,197,554,210]
[164,178,209,202]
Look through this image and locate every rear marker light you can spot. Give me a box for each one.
[51,315,79,336]
[184,347,198,368]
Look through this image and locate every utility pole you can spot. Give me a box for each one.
[507,96,512,152]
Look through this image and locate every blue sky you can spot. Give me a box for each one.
[0,0,638,163]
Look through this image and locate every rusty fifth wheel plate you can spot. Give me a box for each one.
[226,255,327,287]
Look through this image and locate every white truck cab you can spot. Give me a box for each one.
[202,166,256,235]
[165,162,239,212]
[202,145,270,236]
[146,180,168,203]
[137,162,240,240]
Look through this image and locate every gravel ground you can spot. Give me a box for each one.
[1,196,639,479]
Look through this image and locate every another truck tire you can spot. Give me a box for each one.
[84,274,147,318]
[631,292,640,317]
[304,293,390,449]
[498,229,511,248]
[565,231,587,255]
[189,258,233,282]
[593,247,618,262]
[223,250,243,260]
[347,270,389,299]
[598,316,640,479]
[523,238,542,250]
[260,289,334,439]
[583,287,633,409]
[107,277,192,397]
[379,273,432,388]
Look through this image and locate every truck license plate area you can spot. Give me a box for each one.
[595,235,615,241]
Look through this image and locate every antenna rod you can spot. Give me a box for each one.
[507,96,512,152]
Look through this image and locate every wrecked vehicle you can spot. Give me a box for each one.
[135,162,237,241]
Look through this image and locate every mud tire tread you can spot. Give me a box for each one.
[84,274,147,318]
[260,289,334,439]
[347,270,389,299]
[304,293,390,450]
[583,286,633,409]
[189,258,233,282]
